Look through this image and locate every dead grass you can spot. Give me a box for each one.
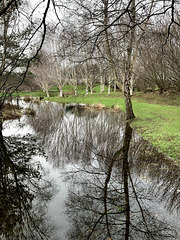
[92,103,107,109]
[85,103,107,111]
[133,91,180,106]
[33,98,41,104]
[2,103,36,120]
[23,95,32,102]
[24,108,36,116]
[2,103,22,120]
[110,105,121,112]
[84,103,122,113]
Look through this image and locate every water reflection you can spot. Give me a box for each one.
[0,121,56,240]
[26,102,126,166]
[24,102,180,239]
[64,123,179,240]
[3,101,180,239]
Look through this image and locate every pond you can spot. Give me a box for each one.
[1,101,180,240]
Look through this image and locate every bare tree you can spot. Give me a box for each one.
[31,52,54,97]
[51,62,67,97]
[67,64,79,96]
[123,0,136,119]
[135,19,180,93]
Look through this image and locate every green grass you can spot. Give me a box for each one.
[19,90,48,98]
[19,85,180,165]
[131,102,180,164]
[48,92,125,109]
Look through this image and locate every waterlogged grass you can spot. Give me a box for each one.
[19,86,180,164]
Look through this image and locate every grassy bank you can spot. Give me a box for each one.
[19,85,180,164]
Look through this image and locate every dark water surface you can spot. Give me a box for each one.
[1,101,180,240]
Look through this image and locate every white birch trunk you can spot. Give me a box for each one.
[122,75,125,93]
[100,78,102,94]
[130,81,133,96]
[108,79,111,95]
[124,0,136,119]
[46,91,49,98]
[102,82,105,92]
[90,87,93,94]
[59,88,63,97]
[74,87,77,96]
[85,82,88,95]
[114,80,117,92]
[100,77,105,94]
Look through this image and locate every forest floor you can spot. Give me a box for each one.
[19,85,180,165]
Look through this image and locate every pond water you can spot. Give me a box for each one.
[1,101,180,240]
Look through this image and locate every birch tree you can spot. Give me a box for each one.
[51,62,67,97]
[31,52,53,98]
[123,0,136,119]
[68,64,79,96]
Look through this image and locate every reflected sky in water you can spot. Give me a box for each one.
[1,101,180,239]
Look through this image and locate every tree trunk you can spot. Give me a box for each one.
[74,87,77,96]
[85,83,88,95]
[114,80,117,92]
[124,81,135,120]
[59,88,63,97]
[46,90,49,98]
[108,79,111,95]
[100,77,103,94]
[121,76,125,93]
[124,0,136,120]
[130,87,133,97]
[100,77,105,94]
[130,76,134,96]
[0,109,3,134]
[102,82,105,92]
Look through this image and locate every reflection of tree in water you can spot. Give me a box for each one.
[26,102,180,239]
[64,123,178,240]
[0,127,56,239]
[29,103,180,211]
[129,133,180,213]
[27,102,126,166]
